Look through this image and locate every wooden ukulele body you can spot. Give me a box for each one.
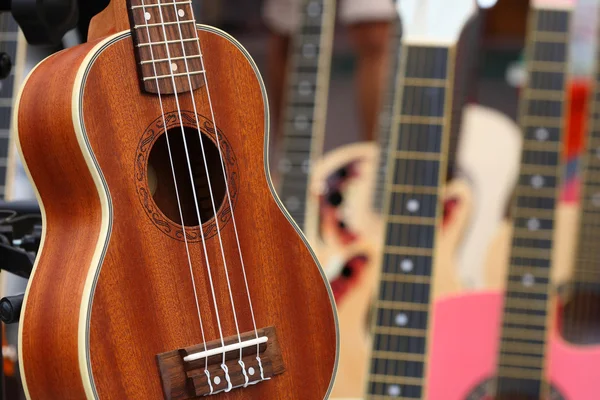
[17,27,337,399]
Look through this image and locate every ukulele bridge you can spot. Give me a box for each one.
[156,326,284,398]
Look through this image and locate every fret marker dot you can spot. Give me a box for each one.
[307,2,321,16]
[248,367,255,376]
[400,258,414,272]
[302,43,317,59]
[278,158,292,174]
[286,197,300,211]
[522,273,535,287]
[171,63,178,72]
[144,12,152,21]
[294,115,309,130]
[302,159,311,174]
[527,218,540,231]
[298,80,312,96]
[535,127,549,141]
[213,376,221,385]
[178,9,185,17]
[388,385,401,396]
[531,175,544,188]
[406,199,420,213]
[593,193,600,207]
[395,313,408,326]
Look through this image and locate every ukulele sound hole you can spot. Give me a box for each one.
[147,126,226,227]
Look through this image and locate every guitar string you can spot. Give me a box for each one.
[168,1,261,363]
[137,0,210,369]
[142,0,228,368]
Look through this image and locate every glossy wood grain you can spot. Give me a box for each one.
[17,38,107,399]
[18,27,337,399]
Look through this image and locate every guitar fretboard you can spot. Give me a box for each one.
[373,21,402,213]
[571,25,600,287]
[495,7,571,398]
[0,14,20,200]
[278,0,335,230]
[373,16,480,213]
[367,45,455,399]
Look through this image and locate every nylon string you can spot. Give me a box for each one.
[169,1,262,360]
[139,0,218,370]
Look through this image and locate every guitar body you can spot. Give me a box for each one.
[427,292,600,400]
[428,202,587,399]
[17,27,337,400]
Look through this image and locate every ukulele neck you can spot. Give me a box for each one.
[367,43,457,398]
[127,0,204,94]
[278,0,335,230]
[495,5,572,398]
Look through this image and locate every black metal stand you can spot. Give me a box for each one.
[0,0,79,45]
[0,201,40,400]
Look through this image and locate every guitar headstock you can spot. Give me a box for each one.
[396,0,477,45]
[532,0,575,9]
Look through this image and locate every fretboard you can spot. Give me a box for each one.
[571,26,600,287]
[0,14,21,200]
[373,21,402,213]
[366,45,455,399]
[373,16,480,213]
[277,0,335,230]
[128,0,203,94]
[495,7,571,398]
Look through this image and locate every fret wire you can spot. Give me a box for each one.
[496,368,546,380]
[524,89,565,101]
[532,31,569,42]
[394,151,441,161]
[372,326,426,336]
[134,20,195,28]
[379,273,431,284]
[389,185,439,194]
[385,215,436,225]
[383,246,434,256]
[131,1,192,8]
[137,37,198,47]
[371,351,425,362]
[396,116,444,124]
[143,70,205,81]
[368,374,423,385]
[498,355,544,368]
[374,301,429,312]
[140,54,202,65]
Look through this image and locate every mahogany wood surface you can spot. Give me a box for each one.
[17,38,108,400]
[18,27,337,399]
[88,1,129,41]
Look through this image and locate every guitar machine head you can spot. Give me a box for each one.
[396,0,478,45]
[0,0,79,45]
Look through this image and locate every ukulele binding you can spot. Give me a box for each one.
[157,326,285,398]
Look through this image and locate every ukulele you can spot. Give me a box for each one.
[427,1,598,399]
[16,1,337,399]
